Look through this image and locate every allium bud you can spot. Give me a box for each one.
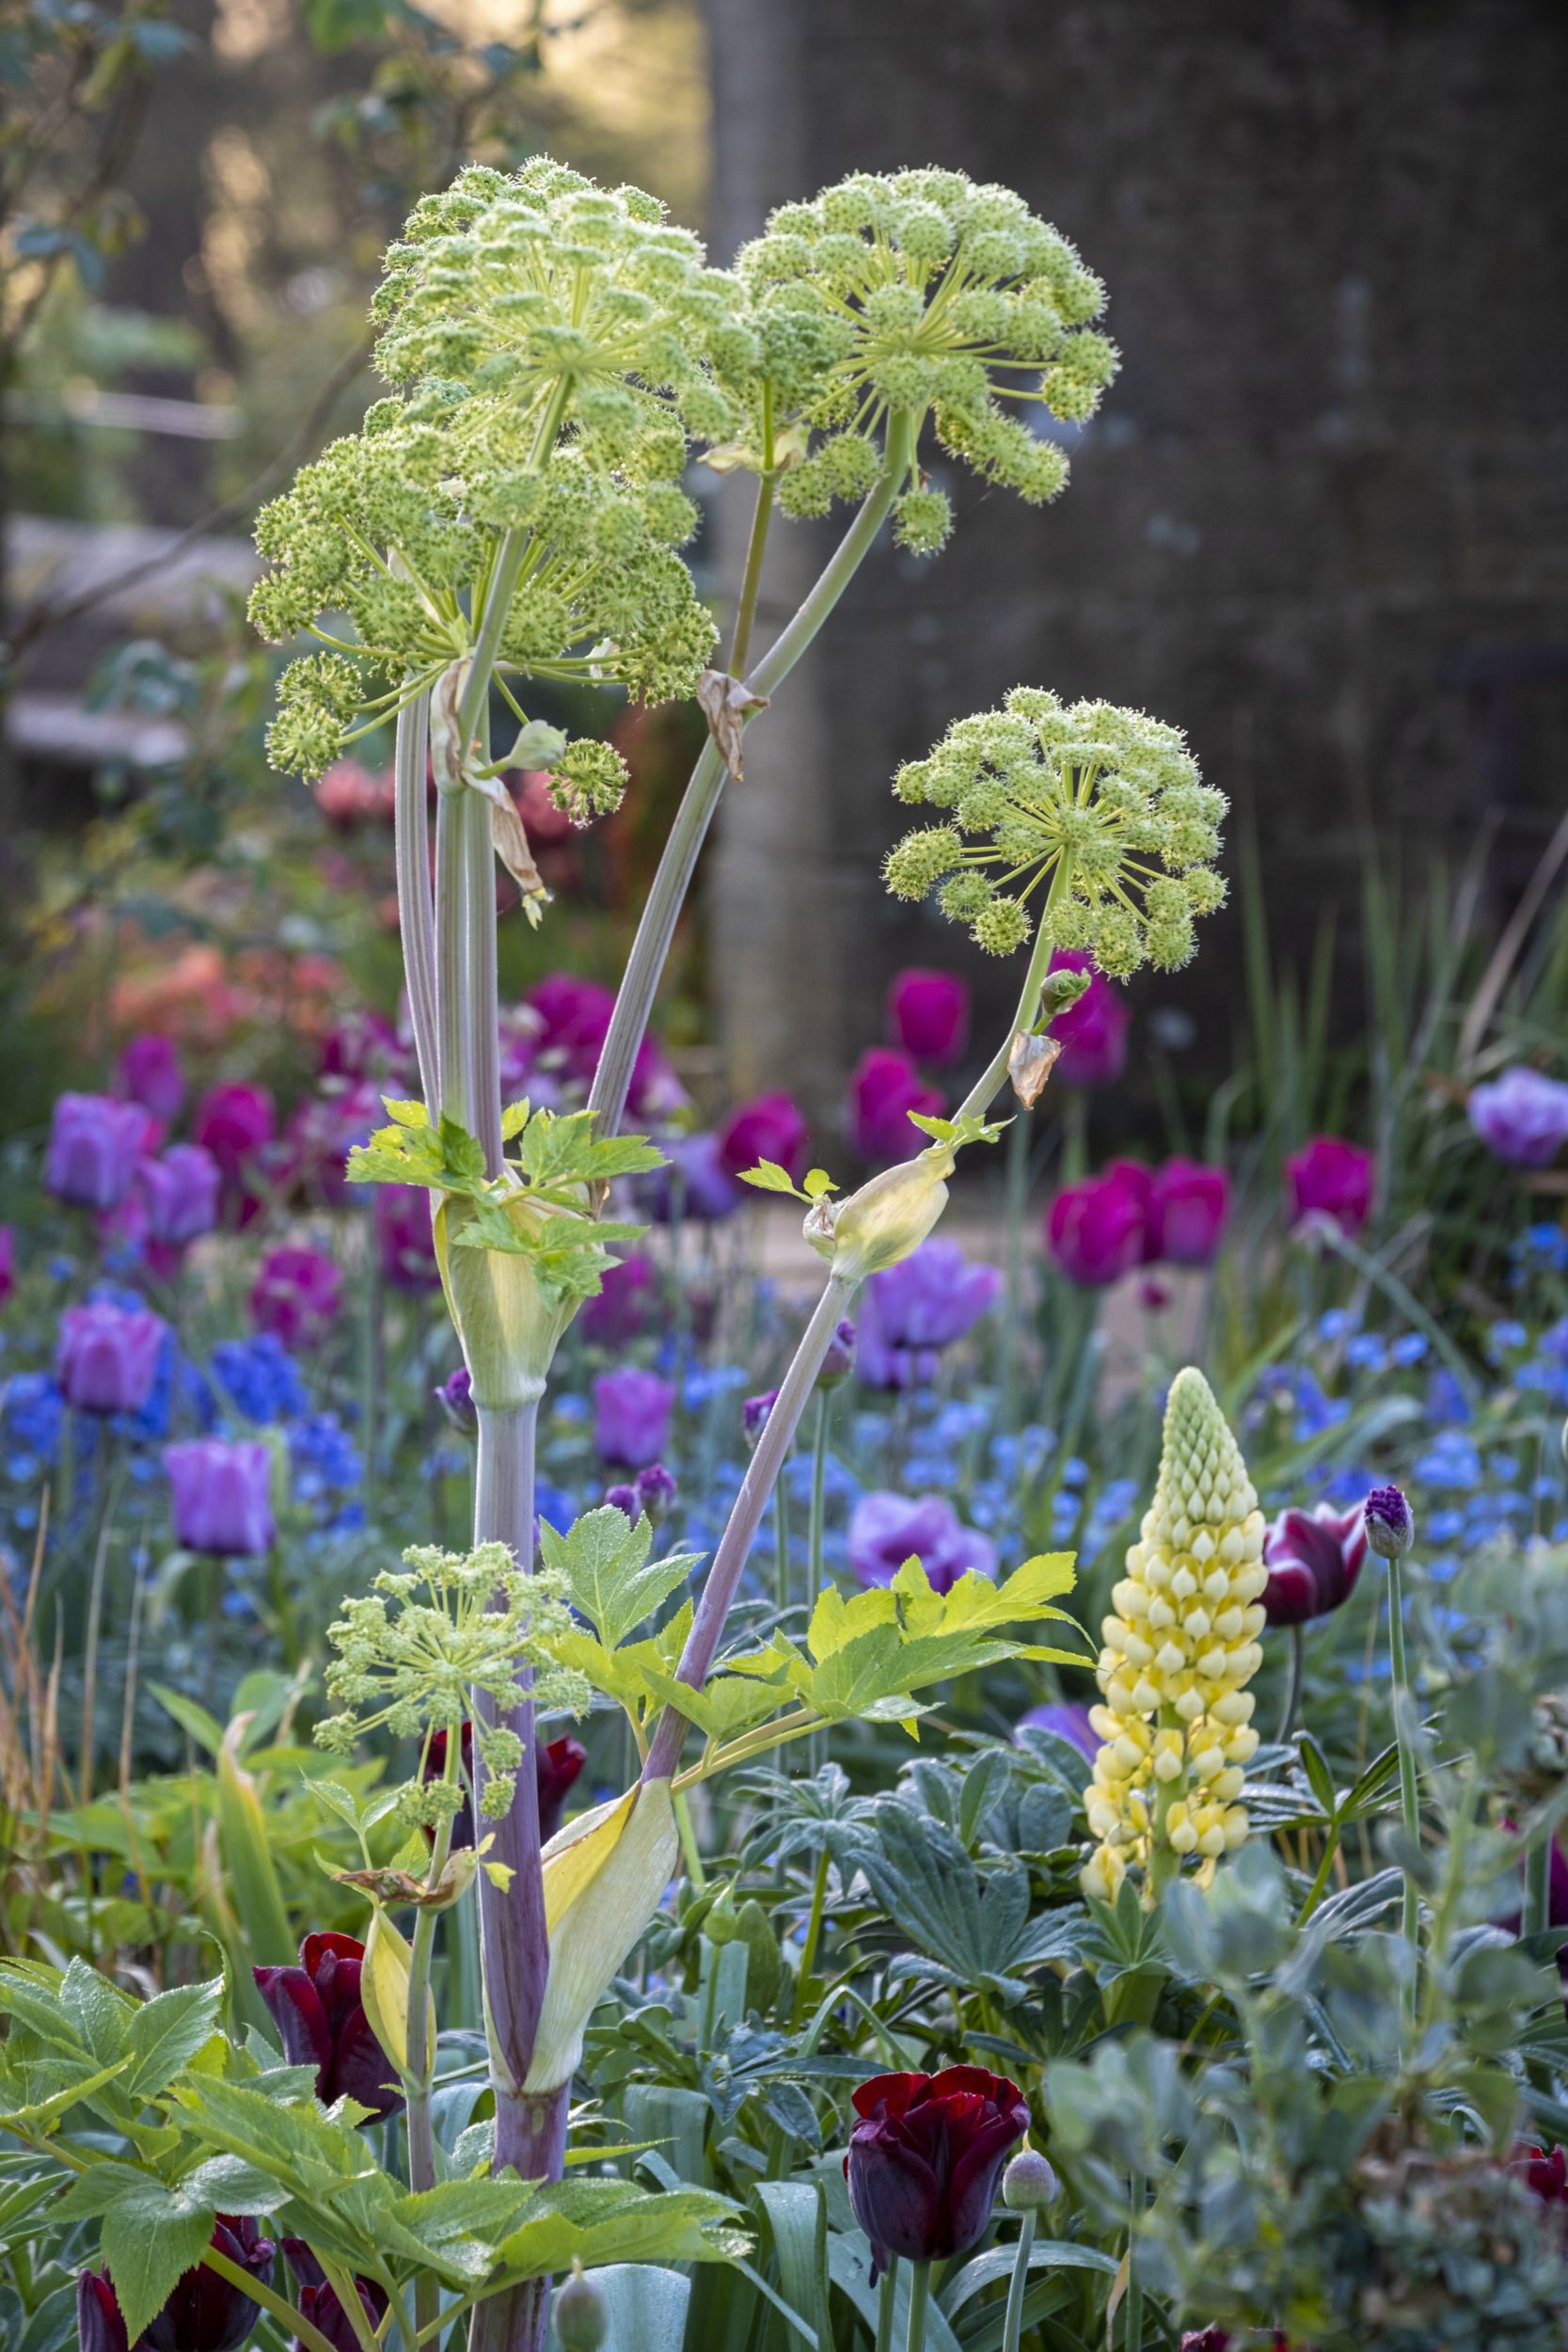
[742,1390,779,1447]
[816,1317,857,1389]
[1363,1483,1415,1559]
[635,1461,678,1524]
[1002,2148,1059,2211]
[554,2262,609,2351]
[435,1366,476,1437]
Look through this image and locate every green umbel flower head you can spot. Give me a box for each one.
[721,167,1119,543]
[251,158,734,788]
[884,688,1227,975]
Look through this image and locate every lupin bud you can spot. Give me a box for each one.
[1002,2148,1059,2211]
[554,2262,609,2351]
[1363,1483,1415,1560]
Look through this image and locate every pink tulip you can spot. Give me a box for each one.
[373,1184,439,1292]
[249,1245,343,1351]
[847,1048,944,1164]
[117,1033,186,1120]
[1284,1136,1374,1238]
[886,968,970,1068]
[1148,1158,1230,1266]
[717,1090,810,1184]
[1045,1162,1151,1286]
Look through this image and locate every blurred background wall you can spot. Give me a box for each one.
[705,0,1568,1132]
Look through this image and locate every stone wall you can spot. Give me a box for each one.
[705,0,1568,1132]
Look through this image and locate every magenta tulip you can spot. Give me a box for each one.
[57,1301,166,1415]
[1148,1157,1230,1266]
[847,1047,944,1164]
[192,1082,276,1181]
[249,1245,343,1352]
[117,1032,186,1120]
[1046,951,1131,1088]
[44,1091,148,1210]
[580,1252,656,1343]
[0,1225,13,1310]
[1045,1162,1151,1286]
[717,1090,810,1184]
[164,1439,275,1557]
[887,967,971,1067]
[373,1184,439,1292]
[1284,1136,1373,1237]
[135,1144,220,1247]
[1260,1503,1367,1626]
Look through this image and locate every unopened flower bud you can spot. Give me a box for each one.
[604,1482,641,1521]
[816,1148,953,1281]
[435,1366,476,1438]
[635,1462,678,1524]
[554,2261,609,2350]
[1038,965,1092,1021]
[742,1391,778,1447]
[1363,1483,1414,1559]
[1002,2148,1058,2211]
[816,1317,857,1389]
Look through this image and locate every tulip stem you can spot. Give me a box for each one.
[587,416,915,1140]
[1001,2210,1037,2352]
[1123,2173,1144,2349]
[1385,1549,1423,1998]
[200,2250,341,2352]
[791,1842,832,2028]
[641,1276,858,1784]
[904,2260,932,2352]
[875,2259,898,2352]
[1275,1622,1306,1745]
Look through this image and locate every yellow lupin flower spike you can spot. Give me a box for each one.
[1082,1367,1266,1904]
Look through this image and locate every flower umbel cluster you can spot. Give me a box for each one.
[251,159,732,785]
[726,167,1117,550]
[885,688,1227,967]
[316,1542,587,1826]
[1084,1368,1267,1902]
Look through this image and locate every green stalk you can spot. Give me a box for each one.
[1386,1549,1423,2005]
[587,411,918,1139]
[955,857,1075,1124]
[904,2260,932,2352]
[1275,1622,1306,1745]
[393,689,437,1104]
[405,1721,462,2295]
[791,1843,832,2028]
[1001,2212,1037,2352]
[875,2259,899,2352]
[1124,2176,1144,2349]
[999,1104,1032,1432]
[200,2251,341,2352]
[1295,1823,1343,1925]
[1524,1834,1552,1939]
[726,390,775,677]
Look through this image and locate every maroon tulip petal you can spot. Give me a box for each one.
[328,2003,404,2118]
[252,1965,333,2080]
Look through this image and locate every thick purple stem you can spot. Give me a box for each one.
[643,1273,857,1783]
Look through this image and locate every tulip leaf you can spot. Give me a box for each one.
[125,1979,226,2100]
[539,1506,700,1650]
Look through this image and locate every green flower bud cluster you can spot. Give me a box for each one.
[315,1542,588,1823]
[721,167,1118,534]
[884,686,1227,974]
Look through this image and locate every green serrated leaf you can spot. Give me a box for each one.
[55,2165,217,2344]
[439,1117,488,1182]
[736,1160,802,1197]
[539,1509,699,1650]
[125,1981,225,2101]
[382,1097,429,1128]
[500,1097,531,1140]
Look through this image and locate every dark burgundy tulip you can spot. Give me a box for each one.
[1179,2334,1230,2352]
[1260,1503,1368,1627]
[1513,2142,1568,2206]
[425,1722,587,1849]
[78,2273,129,2352]
[137,2216,275,2352]
[254,1932,403,2121]
[283,2239,388,2352]
[845,2065,1030,2274]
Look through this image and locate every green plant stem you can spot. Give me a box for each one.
[1001,2212,1037,2352]
[808,1389,830,1590]
[1275,1622,1306,1745]
[642,1276,858,1784]
[405,1723,462,2350]
[999,1105,1032,1432]
[393,688,437,1104]
[1386,1550,1422,2000]
[726,394,775,676]
[773,1463,791,1620]
[956,858,1076,1124]
[587,412,916,1139]
[791,1843,832,2028]
[1525,1832,1553,1939]
[1296,1824,1343,1925]
[1124,2176,1144,2349]
[453,380,573,748]
[77,1429,119,1805]
[433,779,478,1133]
[904,2260,931,2352]
[876,2259,899,2352]
[201,2251,340,2352]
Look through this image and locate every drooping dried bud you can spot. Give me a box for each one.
[697,668,769,780]
[1008,1029,1063,1108]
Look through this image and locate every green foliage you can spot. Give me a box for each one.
[538,1506,700,1652]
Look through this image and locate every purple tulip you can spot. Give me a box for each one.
[286,1080,383,1210]
[0,1225,13,1310]
[847,1047,945,1165]
[1467,1066,1568,1168]
[56,1301,166,1415]
[717,1090,810,1185]
[529,973,617,1083]
[192,1082,276,1185]
[741,1389,779,1447]
[580,1252,656,1343]
[117,1033,186,1120]
[1364,1482,1415,1559]
[593,1367,674,1468]
[164,1439,275,1557]
[1046,951,1131,1088]
[846,2066,1030,2272]
[887,967,971,1068]
[1284,1136,1373,1238]
[253,1932,403,2120]
[848,1492,997,1594]
[817,1316,857,1389]
[857,1240,1002,1389]
[1016,1700,1099,1763]
[435,1366,476,1437]
[77,2217,277,2352]
[1148,1157,1230,1266]
[1045,1162,1151,1287]
[44,1092,150,1210]
[318,1009,401,1082]
[135,1145,221,1247]
[373,1184,439,1293]
[249,1245,343,1352]
[283,2241,389,2352]
[1260,1503,1368,1626]
[641,1131,741,1222]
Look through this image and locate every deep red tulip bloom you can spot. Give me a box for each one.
[283,2239,389,2352]
[1260,1503,1368,1626]
[887,967,970,1068]
[1513,2142,1568,2206]
[1284,1136,1373,1237]
[717,1090,810,1185]
[1148,1158,1231,1266]
[1045,1163,1151,1287]
[193,1083,277,1182]
[77,2273,129,2352]
[425,1723,587,1849]
[85,2217,275,2352]
[845,2065,1029,2273]
[254,1932,403,2120]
